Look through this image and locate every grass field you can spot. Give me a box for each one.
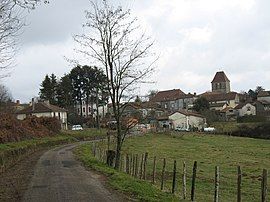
[96,133,270,201]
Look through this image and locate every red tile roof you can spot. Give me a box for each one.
[200,91,238,102]
[16,102,67,114]
[257,91,270,97]
[211,71,230,83]
[150,89,191,102]
[234,102,254,110]
[170,110,205,118]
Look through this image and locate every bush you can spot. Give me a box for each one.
[237,115,267,123]
[231,122,270,139]
[0,113,61,143]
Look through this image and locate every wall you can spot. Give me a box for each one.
[188,116,206,130]
[169,112,187,129]
[238,104,256,117]
[258,96,270,103]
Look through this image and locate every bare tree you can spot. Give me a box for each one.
[0,0,48,77]
[0,83,13,112]
[74,0,157,169]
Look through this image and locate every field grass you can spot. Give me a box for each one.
[74,144,178,201]
[96,133,270,201]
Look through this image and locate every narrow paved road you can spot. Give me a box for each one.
[23,144,125,202]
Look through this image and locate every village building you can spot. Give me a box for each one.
[16,100,68,130]
[201,91,240,111]
[169,110,206,131]
[255,91,270,120]
[150,89,196,112]
[76,100,107,119]
[200,71,242,111]
[211,71,231,93]
[234,102,256,117]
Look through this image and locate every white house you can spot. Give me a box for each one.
[16,101,68,130]
[169,110,206,130]
[76,100,108,118]
[235,102,256,117]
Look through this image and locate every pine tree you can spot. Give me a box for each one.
[39,74,58,105]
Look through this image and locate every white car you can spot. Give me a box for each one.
[175,126,190,132]
[203,127,216,132]
[71,125,83,131]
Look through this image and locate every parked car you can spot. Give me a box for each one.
[203,127,216,132]
[71,125,83,131]
[174,126,190,132]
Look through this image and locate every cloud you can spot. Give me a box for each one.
[2,0,270,102]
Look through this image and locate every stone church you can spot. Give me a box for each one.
[211,71,231,93]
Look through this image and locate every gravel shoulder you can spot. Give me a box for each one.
[0,149,46,202]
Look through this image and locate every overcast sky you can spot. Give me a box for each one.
[3,0,270,102]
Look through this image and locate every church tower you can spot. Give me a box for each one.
[211,71,230,93]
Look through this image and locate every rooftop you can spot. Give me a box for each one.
[16,102,67,114]
[211,71,230,83]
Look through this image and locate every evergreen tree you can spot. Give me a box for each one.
[70,65,85,116]
[56,74,74,108]
[39,74,58,105]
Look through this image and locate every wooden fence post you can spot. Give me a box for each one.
[191,161,197,202]
[152,156,156,184]
[143,152,148,180]
[237,166,242,202]
[132,154,135,177]
[139,154,144,179]
[135,154,138,178]
[214,166,220,202]
[161,158,166,190]
[129,154,132,175]
[183,161,187,199]
[261,169,268,202]
[126,154,130,174]
[172,160,177,194]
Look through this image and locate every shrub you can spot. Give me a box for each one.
[237,115,267,123]
[231,122,270,139]
[0,113,61,143]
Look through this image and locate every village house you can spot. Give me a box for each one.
[76,100,108,119]
[169,110,206,131]
[16,100,68,130]
[201,91,240,111]
[150,89,196,112]
[234,102,256,117]
[256,90,270,119]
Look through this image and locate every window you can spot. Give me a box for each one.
[89,107,91,112]
[164,103,168,109]
[83,107,86,113]
[247,106,251,111]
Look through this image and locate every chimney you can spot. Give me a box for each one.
[194,92,197,96]
[32,98,35,111]
[44,100,50,105]
[16,100,20,105]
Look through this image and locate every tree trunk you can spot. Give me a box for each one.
[96,89,100,129]
[114,120,122,169]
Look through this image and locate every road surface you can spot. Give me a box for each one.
[23,144,125,202]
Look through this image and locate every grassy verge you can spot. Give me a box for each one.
[96,133,270,201]
[74,144,179,202]
[0,128,107,172]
